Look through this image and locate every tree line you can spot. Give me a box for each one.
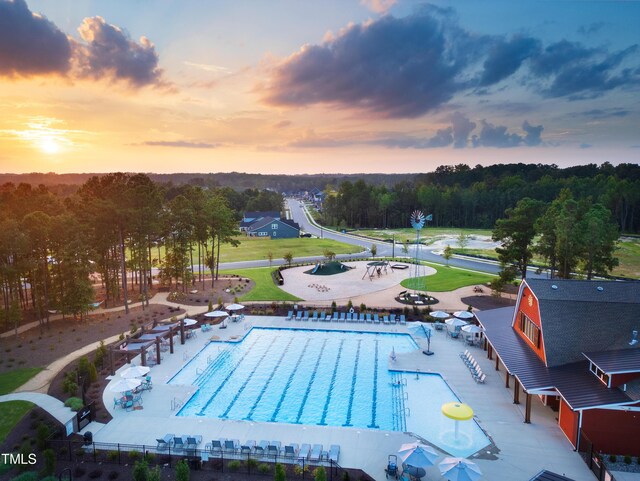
[321,162,640,233]
[0,174,283,333]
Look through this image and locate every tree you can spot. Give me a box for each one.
[492,197,546,279]
[443,245,453,265]
[275,463,286,481]
[402,241,409,255]
[283,251,293,267]
[370,244,377,258]
[323,249,336,262]
[578,203,619,279]
[267,250,274,267]
[457,231,470,250]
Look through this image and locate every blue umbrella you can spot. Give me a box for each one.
[409,323,432,339]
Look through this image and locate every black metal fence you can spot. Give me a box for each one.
[47,438,354,481]
[578,433,617,481]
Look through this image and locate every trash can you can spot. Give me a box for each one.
[83,431,93,445]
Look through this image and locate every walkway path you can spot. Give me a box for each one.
[0,392,76,425]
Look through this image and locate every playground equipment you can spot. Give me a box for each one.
[362,260,390,280]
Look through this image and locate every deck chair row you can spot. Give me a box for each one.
[204,439,340,463]
[460,350,486,383]
[286,310,407,325]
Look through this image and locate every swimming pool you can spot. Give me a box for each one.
[169,327,490,457]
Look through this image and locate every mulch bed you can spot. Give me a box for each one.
[460,294,516,311]
[167,276,255,307]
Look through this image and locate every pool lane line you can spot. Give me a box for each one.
[343,339,362,427]
[244,336,297,420]
[196,336,272,416]
[194,349,232,387]
[219,335,283,418]
[368,340,380,428]
[294,338,329,424]
[269,338,312,422]
[318,339,345,426]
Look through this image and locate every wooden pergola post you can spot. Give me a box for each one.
[505,372,510,389]
[180,320,185,345]
[169,328,174,354]
[524,393,532,423]
[109,349,115,376]
[495,354,500,371]
[141,347,147,367]
[155,338,161,365]
[513,378,520,404]
[487,344,493,360]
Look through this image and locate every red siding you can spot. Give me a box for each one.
[558,399,579,448]
[582,405,640,456]
[610,372,640,388]
[514,284,547,364]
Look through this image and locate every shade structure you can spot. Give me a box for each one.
[438,457,482,481]
[445,318,468,328]
[109,378,142,392]
[442,402,473,420]
[402,464,426,479]
[461,324,484,334]
[183,318,198,326]
[430,310,450,319]
[397,443,438,469]
[120,365,150,379]
[226,303,245,311]
[204,310,229,318]
[409,323,432,339]
[453,310,475,320]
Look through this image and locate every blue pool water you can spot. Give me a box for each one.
[169,327,490,457]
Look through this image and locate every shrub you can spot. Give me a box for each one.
[36,423,50,450]
[18,442,31,472]
[207,300,213,312]
[258,463,271,474]
[343,471,350,481]
[148,466,161,481]
[314,466,327,481]
[133,460,149,481]
[331,301,337,311]
[107,450,119,462]
[94,341,107,368]
[228,460,241,471]
[609,454,617,462]
[129,450,141,461]
[359,303,366,312]
[64,397,83,411]
[247,458,259,469]
[108,470,120,479]
[175,460,190,481]
[119,332,125,341]
[624,455,632,464]
[88,362,98,383]
[40,477,58,481]
[275,463,286,481]
[8,472,38,481]
[88,469,102,479]
[41,449,55,477]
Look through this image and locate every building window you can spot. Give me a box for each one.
[519,312,541,348]
[589,362,610,386]
[272,223,278,229]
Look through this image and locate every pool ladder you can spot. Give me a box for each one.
[171,397,183,411]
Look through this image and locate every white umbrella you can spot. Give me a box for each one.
[438,457,482,481]
[397,443,438,468]
[183,318,198,326]
[445,318,468,328]
[204,310,228,318]
[461,324,484,334]
[430,310,450,319]
[109,378,142,392]
[454,310,475,320]
[226,303,245,311]
[120,366,150,379]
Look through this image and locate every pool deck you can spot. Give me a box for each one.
[96,316,595,481]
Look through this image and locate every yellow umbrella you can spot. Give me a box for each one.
[442,402,473,440]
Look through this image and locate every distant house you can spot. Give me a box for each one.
[477,279,640,457]
[239,211,281,232]
[246,217,300,239]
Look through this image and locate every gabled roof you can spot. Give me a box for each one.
[247,217,300,232]
[281,219,300,230]
[524,279,640,367]
[529,470,577,481]
[243,211,280,221]
[583,348,640,375]
[478,307,634,410]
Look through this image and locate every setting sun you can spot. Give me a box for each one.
[38,136,61,155]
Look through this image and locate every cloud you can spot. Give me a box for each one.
[143,140,218,149]
[522,121,543,146]
[74,16,164,87]
[580,143,592,149]
[479,35,540,86]
[360,0,397,13]
[472,119,543,148]
[0,0,71,77]
[578,22,605,36]
[262,6,491,118]
[371,128,454,149]
[273,120,292,128]
[451,112,476,148]
[579,108,630,119]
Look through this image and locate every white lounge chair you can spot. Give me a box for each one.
[309,444,322,461]
[298,443,311,461]
[329,445,340,463]
[156,433,174,451]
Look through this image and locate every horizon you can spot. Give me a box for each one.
[1,0,639,174]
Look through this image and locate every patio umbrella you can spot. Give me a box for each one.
[226,303,245,311]
[109,378,142,392]
[204,310,228,318]
[183,318,198,326]
[397,443,438,468]
[120,366,150,379]
[445,318,468,328]
[430,310,450,319]
[402,464,426,480]
[438,457,482,481]
[453,311,475,320]
[442,402,474,440]
[461,325,483,334]
[409,323,432,339]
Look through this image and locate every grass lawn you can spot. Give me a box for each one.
[401,264,496,292]
[0,367,42,395]
[221,267,302,302]
[613,240,640,279]
[0,401,34,443]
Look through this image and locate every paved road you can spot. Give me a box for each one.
[286,198,548,278]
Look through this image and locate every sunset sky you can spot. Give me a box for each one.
[0,0,639,174]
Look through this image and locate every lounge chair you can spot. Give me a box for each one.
[208,439,223,455]
[309,444,323,461]
[296,311,302,320]
[345,312,351,322]
[332,312,339,321]
[373,314,380,323]
[339,312,346,322]
[240,440,256,454]
[284,443,298,458]
[475,373,486,384]
[267,441,281,457]
[311,311,318,321]
[114,397,123,409]
[298,443,311,461]
[399,315,407,325]
[186,435,202,454]
[359,313,365,322]
[173,436,186,452]
[156,433,174,451]
[329,445,340,463]
[324,312,331,321]
[286,311,294,320]
[366,313,372,323]
[383,315,389,324]
[390,314,397,324]
[224,439,239,454]
[256,440,269,457]
[302,311,309,321]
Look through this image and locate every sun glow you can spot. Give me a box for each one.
[0,117,87,155]
[38,136,61,154]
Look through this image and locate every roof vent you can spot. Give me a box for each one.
[630,330,638,347]
[551,284,558,290]
[597,286,604,292]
